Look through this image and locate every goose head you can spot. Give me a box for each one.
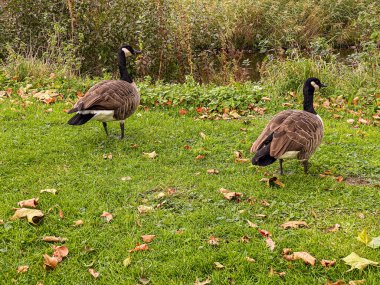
[304,77,327,91]
[119,45,141,58]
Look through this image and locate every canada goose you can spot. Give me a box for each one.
[67,45,141,139]
[250,77,327,174]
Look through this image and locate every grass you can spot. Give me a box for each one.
[0,95,380,284]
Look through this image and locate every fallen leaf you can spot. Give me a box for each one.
[368,237,380,249]
[141,235,156,243]
[213,262,225,269]
[260,200,270,207]
[266,237,276,251]
[281,221,309,229]
[11,208,44,225]
[348,280,365,285]
[179,109,188,115]
[247,220,258,228]
[269,267,286,277]
[219,188,242,201]
[320,259,336,267]
[196,154,205,160]
[53,245,69,261]
[128,243,149,253]
[0,219,4,225]
[123,256,132,267]
[208,236,221,246]
[235,158,250,163]
[241,235,250,243]
[357,229,370,245]
[326,224,341,232]
[352,97,359,105]
[103,153,113,160]
[255,214,267,218]
[42,236,67,243]
[267,177,285,188]
[139,277,150,285]
[121,176,132,181]
[59,208,64,219]
[342,252,379,271]
[17,265,29,273]
[258,229,271,237]
[246,256,256,263]
[199,132,207,139]
[17,198,38,208]
[88,268,100,278]
[43,254,59,269]
[336,176,344,182]
[347,119,355,124]
[184,145,191,150]
[261,96,271,101]
[283,249,316,266]
[327,280,345,285]
[207,169,219,174]
[138,205,154,214]
[100,211,113,222]
[40,189,57,194]
[358,118,369,125]
[194,277,211,285]
[73,219,84,226]
[143,151,157,159]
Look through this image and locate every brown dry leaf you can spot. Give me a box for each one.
[241,235,250,243]
[266,237,276,251]
[213,262,225,269]
[88,268,100,278]
[352,97,359,105]
[208,236,221,246]
[141,235,156,243]
[11,208,44,225]
[247,220,258,228]
[17,198,38,208]
[100,211,113,222]
[336,176,344,182]
[258,229,271,237]
[42,236,68,243]
[138,205,154,214]
[128,243,149,253]
[281,221,309,229]
[40,189,58,194]
[17,265,29,273]
[59,208,64,219]
[196,154,205,160]
[326,224,341,233]
[269,267,286,277]
[184,145,191,150]
[234,151,243,158]
[320,259,336,267]
[143,151,157,159]
[219,188,242,201]
[260,200,270,207]
[235,158,250,163]
[43,254,59,269]
[358,118,370,125]
[53,245,69,261]
[194,277,211,285]
[261,96,271,101]
[179,109,188,115]
[139,277,150,285]
[327,280,345,285]
[246,256,256,263]
[74,219,84,226]
[207,169,219,174]
[283,250,316,266]
[103,153,113,160]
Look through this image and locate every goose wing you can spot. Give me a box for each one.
[250,110,295,153]
[73,80,140,119]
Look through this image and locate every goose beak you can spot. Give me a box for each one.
[134,50,142,55]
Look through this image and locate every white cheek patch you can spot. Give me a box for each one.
[311,81,319,90]
[122,48,132,57]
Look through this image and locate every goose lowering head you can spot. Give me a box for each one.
[67,45,141,139]
[250,77,327,174]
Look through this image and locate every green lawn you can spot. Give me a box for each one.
[0,99,379,284]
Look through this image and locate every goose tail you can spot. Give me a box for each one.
[68,113,95,125]
[252,133,277,166]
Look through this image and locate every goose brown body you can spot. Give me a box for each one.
[72,80,140,121]
[250,110,323,161]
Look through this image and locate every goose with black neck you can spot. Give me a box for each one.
[250,77,327,174]
[67,45,141,139]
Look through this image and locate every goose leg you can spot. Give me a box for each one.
[279,159,284,175]
[302,160,309,174]
[120,121,125,139]
[102,122,109,136]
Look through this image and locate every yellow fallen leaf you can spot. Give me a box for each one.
[143,151,157,159]
[247,220,258,228]
[281,221,309,229]
[11,208,44,225]
[42,236,68,243]
[342,252,379,271]
[138,205,154,214]
[40,189,58,194]
[357,229,370,245]
[123,256,132,267]
[17,265,29,273]
[246,256,256,263]
[199,132,207,139]
[88,268,100,278]
[213,262,225,269]
[17,198,38,208]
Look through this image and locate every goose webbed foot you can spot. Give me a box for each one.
[120,121,125,139]
[279,159,284,175]
[102,122,109,136]
[302,160,309,174]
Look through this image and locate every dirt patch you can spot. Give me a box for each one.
[345,177,371,186]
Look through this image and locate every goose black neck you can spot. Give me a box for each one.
[118,52,133,83]
[303,85,316,114]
